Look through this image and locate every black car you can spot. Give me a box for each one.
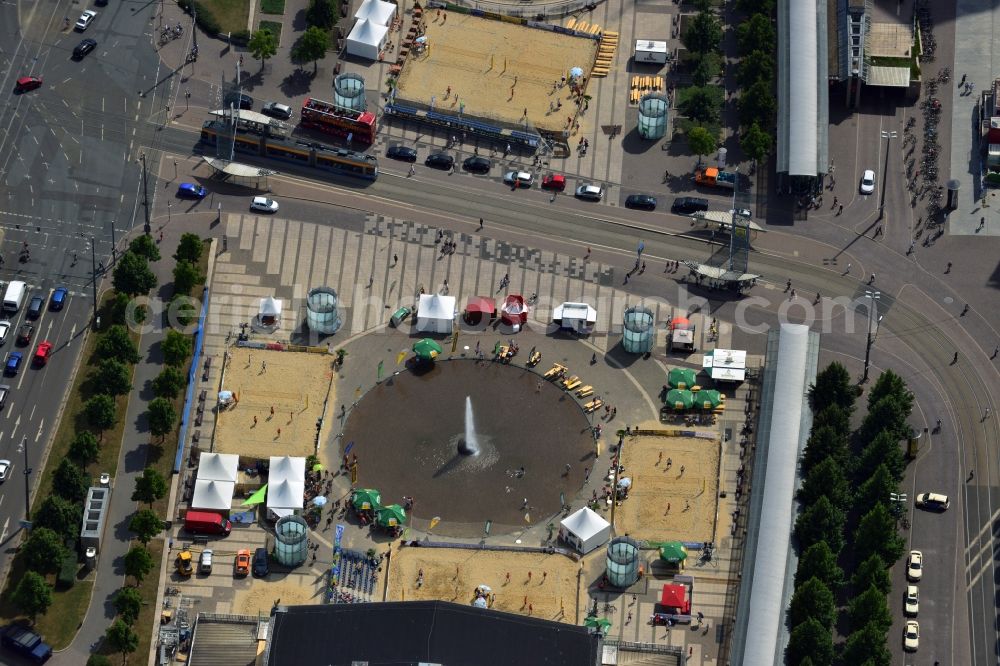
[625,194,657,211]
[26,297,44,320]
[425,152,454,170]
[252,547,269,577]
[386,145,417,162]
[670,196,710,215]
[223,93,254,111]
[462,156,492,174]
[72,38,97,60]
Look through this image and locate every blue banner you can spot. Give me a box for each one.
[335,524,345,548]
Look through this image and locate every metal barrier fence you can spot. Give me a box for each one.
[436,0,603,20]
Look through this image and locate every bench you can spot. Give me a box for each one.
[584,399,604,413]
[195,412,203,427]
[576,385,594,397]
[199,390,207,403]
[192,430,201,443]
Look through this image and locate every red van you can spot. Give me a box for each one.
[184,510,232,536]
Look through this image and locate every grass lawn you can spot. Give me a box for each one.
[259,20,283,43]
[0,551,94,649]
[201,0,252,35]
[260,0,285,15]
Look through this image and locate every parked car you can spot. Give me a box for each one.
[625,194,657,210]
[915,492,949,511]
[16,323,33,346]
[177,182,207,199]
[223,93,254,110]
[27,296,44,320]
[72,38,97,59]
[75,9,97,31]
[0,460,9,482]
[904,585,919,616]
[386,146,418,162]
[0,321,9,346]
[250,196,279,213]
[0,385,8,410]
[541,174,566,191]
[425,153,454,170]
[235,549,251,577]
[903,620,919,651]
[575,183,603,201]
[50,287,67,311]
[462,156,491,174]
[4,352,22,376]
[389,306,411,328]
[199,549,214,574]
[859,169,875,194]
[0,624,52,663]
[14,76,42,93]
[252,547,269,577]
[906,550,922,581]
[261,102,293,119]
[670,196,709,214]
[503,171,533,188]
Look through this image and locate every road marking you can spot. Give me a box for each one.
[4,403,11,420]
[34,418,43,442]
[1,517,8,543]
[67,323,76,345]
[28,405,35,421]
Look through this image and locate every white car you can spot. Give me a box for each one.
[99,472,111,486]
[75,10,97,31]
[250,196,278,213]
[906,550,923,581]
[199,549,214,574]
[0,459,10,482]
[731,207,753,219]
[503,171,533,188]
[859,169,875,194]
[904,585,919,616]
[0,384,9,410]
[0,321,9,346]
[915,492,949,511]
[575,183,603,201]
[903,620,919,651]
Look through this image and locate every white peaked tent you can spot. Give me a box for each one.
[192,479,235,511]
[270,455,306,481]
[416,293,456,334]
[354,0,395,26]
[258,297,283,326]
[267,456,306,518]
[346,19,388,61]
[559,507,611,554]
[197,452,239,482]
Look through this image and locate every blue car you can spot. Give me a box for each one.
[50,287,67,311]
[4,352,22,376]
[177,183,207,199]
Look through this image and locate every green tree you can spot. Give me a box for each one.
[87,655,114,666]
[33,495,83,541]
[856,464,897,510]
[114,587,144,625]
[128,235,161,262]
[737,49,774,87]
[785,617,833,666]
[248,28,278,70]
[123,545,155,585]
[866,369,913,412]
[96,325,141,364]
[305,0,337,29]
[848,585,892,633]
[740,121,771,163]
[794,541,843,590]
[800,425,850,476]
[856,430,905,483]
[132,467,168,508]
[690,52,722,87]
[681,11,722,54]
[736,13,775,54]
[676,86,723,125]
[789,577,835,629]
[687,126,718,165]
[794,495,845,553]
[854,502,905,564]
[857,397,912,453]
[53,458,90,503]
[851,553,891,596]
[69,430,100,464]
[736,0,775,13]
[13,571,53,622]
[152,366,187,399]
[174,233,204,264]
[291,26,330,73]
[148,397,177,440]
[796,457,850,510]
[812,403,850,435]
[22,527,66,574]
[105,618,139,664]
[173,260,201,296]
[129,509,164,545]
[840,621,891,666]
[112,251,157,297]
[808,362,856,412]
[162,329,192,367]
[738,80,776,130]
[85,394,117,438]
[94,358,132,397]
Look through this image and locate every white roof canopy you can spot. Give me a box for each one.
[191,479,235,510]
[354,0,395,26]
[553,302,597,324]
[270,456,306,484]
[703,348,747,381]
[267,479,305,510]
[259,297,282,316]
[197,453,239,483]
[560,506,610,542]
[346,18,388,60]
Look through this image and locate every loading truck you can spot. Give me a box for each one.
[184,510,232,536]
[694,167,738,190]
[2,281,26,314]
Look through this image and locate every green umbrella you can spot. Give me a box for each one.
[666,389,694,410]
[241,484,268,507]
[668,367,697,389]
[658,541,688,563]
[312,463,324,472]
[696,389,722,410]
[583,616,612,632]
[413,338,443,360]
[352,488,382,511]
[376,504,407,528]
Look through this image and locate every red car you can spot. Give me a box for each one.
[14,76,42,93]
[541,174,566,191]
[33,341,52,366]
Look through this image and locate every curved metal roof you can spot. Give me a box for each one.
[787,2,818,176]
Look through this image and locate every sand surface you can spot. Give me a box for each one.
[215,349,336,459]
[232,572,325,614]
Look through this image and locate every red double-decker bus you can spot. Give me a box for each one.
[300,98,377,145]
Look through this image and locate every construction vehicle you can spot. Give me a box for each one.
[694,167,738,190]
[174,549,193,576]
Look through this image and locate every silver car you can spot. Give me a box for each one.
[575,183,603,201]
[250,196,279,213]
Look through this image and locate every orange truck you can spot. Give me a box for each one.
[694,167,738,189]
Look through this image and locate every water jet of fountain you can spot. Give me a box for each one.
[458,396,480,456]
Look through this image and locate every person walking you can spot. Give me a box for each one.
[961,303,969,316]
[478,217,484,231]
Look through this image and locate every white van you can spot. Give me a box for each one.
[2,282,26,314]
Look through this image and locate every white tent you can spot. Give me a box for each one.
[197,452,239,483]
[553,302,598,333]
[267,456,306,518]
[416,293,456,334]
[270,455,306,482]
[354,0,395,26]
[559,507,611,554]
[191,479,235,511]
[346,18,388,61]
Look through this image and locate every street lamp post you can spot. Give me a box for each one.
[879,130,897,217]
[90,235,98,326]
[140,152,151,234]
[862,290,881,383]
[19,436,30,522]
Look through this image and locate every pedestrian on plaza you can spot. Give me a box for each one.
[271,405,275,417]
[408,164,415,177]
[952,351,959,364]
[946,261,953,273]
[984,408,992,420]
[679,465,685,476]
[253,415,258,426]
[591,353,597,364]
[869,273,876,284]
[838,204,844,215]
[624,273,629,285]
[277,428,281,437]
[962,303,969,316]
[564,463,571,476]
[992,346,999,359]
[478,217,484,230]
[785,278,791,292]
[392,253,398,266]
